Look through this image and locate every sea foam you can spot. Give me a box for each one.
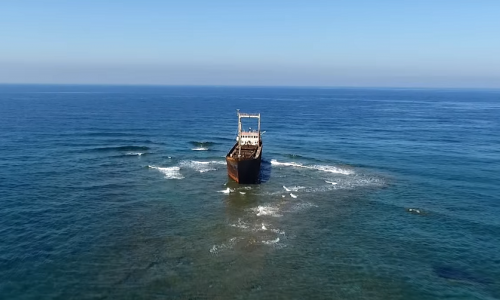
[262,237,280,245]
[271,159,354,175]
[179,160,225,173]
[252,205,282,217]
[218,188,234,194]
[126,152,144,156]
[210,237,239,254]
[148,165,184,179]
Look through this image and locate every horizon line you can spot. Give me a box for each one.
[1,83,499,91]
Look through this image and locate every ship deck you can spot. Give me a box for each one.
[227,144,260,160]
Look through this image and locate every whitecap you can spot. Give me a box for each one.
[252,205,282,217]
[271,159,303,167]
[210,237,238,254]
[230,218,249,229]
[262,237,280,245]
[148,165,184,179]
[407,208,422,214]
[283,185,291,192]
[192,147,209,151]
[290,193,297,198]
[218,188,234,194]
[179,160,218,173]
[271,159,354,175]
[325,180,338,185]
[239,191,246,195]
[126,152,144,156]
[310,165,354,175]
[288,186,306,191]
[271,228,286,235]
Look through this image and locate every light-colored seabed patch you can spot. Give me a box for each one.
[215,160,385,254]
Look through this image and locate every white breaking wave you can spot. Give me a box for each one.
[210,237,239,254]
[126,152,144,156]
[301,175,384,192]
[218,188,234,194]
[407,208,422,214]
[283,185,291,192]
[311,165,354,175]
[271,228,286,235]
[271,160,303,168]
[290,193,298,198]
[271,159,354,175]
[252,205,282,217]
[262,237,280,245]
[148,165,184,179]
[229,218,249,229]
[192,147,209,151]
[180,160,215,173]
[179,160,224,173]
[289,186,306,191]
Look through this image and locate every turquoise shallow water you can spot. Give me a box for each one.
[0,85,499,299]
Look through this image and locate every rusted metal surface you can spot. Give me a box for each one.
[226,143,262,184]
[225,111,263,184]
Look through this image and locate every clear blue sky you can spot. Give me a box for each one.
[1,0,499,87]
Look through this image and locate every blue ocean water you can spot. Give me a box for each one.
[0,85,499,299]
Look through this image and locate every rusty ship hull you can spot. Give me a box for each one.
[226,111,263,184]
[226,142,262,184]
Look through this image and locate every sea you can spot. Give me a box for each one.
[0,85,499,299]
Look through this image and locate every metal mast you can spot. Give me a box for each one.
[237,110,242,157]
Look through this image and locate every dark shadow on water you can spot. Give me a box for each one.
[433,265,493,285]
[259,159,272,183]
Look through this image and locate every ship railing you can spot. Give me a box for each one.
[238,113,260,118]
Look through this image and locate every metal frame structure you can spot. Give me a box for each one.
[237,109,261,157]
